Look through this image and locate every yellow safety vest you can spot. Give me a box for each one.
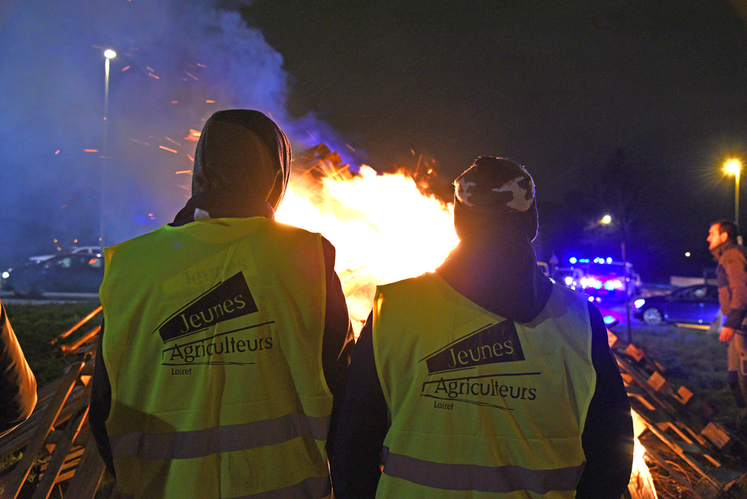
[100,217,333,499]
[372,272,595,498]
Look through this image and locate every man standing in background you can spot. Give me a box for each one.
[708,219,747,430]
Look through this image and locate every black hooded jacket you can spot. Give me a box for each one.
[330,227,633,498]
[90,110,355,477]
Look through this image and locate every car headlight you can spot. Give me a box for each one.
[1,271,9,279]
[633,298,646,309]
[604,279,624,290]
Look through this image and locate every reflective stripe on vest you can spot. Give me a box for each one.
[111,476,331,499]
[110,413,330,460]
[381,447,585,494]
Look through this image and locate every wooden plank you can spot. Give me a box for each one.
[625,343,645,362]
[674,386,693,405]
[646,372,670,393]
[637,414,722,488]
[63,435,106,499]
[59,325,101,356]
[1,363,84,499]
[31,384,90,499]
[701,422,732,450]
[50,306,102,345]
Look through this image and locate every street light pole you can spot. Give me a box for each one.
[736,166,741,230]
[600,214,632,342]
[100,49,116,248]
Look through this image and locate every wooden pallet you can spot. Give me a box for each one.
[609,330,747,498]
[0,306,107,499]
[0,362,106,499]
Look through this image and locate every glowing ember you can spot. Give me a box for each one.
[184,130,201,142]
[277,165,458,330]
[159,146,178,154]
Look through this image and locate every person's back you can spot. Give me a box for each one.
[331,157,633,498]
[90,110,354,498]
[373,273,593,497]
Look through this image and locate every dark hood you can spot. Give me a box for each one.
[436,226,553,323]
[174,109,291,222]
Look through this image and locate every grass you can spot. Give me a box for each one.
[5,300,102,387]
[610,321,738,431]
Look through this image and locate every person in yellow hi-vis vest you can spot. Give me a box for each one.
[331,157,634,498]
[89,110,355,499]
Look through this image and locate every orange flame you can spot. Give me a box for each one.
[277,165,458,330]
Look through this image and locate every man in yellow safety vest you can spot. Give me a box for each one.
[90,109,355,498]
[331,156,633,498]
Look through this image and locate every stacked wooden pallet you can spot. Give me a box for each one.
[4,303,747,498]
[0,362,106,499]
[0,306,106,499]
[608,330,747,498]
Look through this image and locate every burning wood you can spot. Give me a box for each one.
[276,144,457,330]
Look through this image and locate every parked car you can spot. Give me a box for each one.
[3,253,104,297]
[28,245,103,264]
[632,284,720,326]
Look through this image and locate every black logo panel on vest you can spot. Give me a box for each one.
[156,272,259,342]
[422,321,525,375]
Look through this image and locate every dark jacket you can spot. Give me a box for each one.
[0,300,37,437]
[712,240,747,330]
[89,110,356,477]
[330,228,634,499]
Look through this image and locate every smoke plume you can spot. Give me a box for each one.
[0,0,350,266]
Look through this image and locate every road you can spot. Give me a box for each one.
[0,290,99,306]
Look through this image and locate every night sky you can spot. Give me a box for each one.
[1,1,747,282]
[244,0,747,279]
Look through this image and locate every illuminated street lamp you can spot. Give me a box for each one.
[599,213,633,341]
[100,49,116,248]
[724,158,741,230]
